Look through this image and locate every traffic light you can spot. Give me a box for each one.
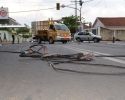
[56,3,60,10]
[79,0,82,6]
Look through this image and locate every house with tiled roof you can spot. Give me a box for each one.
[84,24,89,29]
[93,17,125,30]
[92,17,125,41]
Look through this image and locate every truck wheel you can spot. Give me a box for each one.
[64,41,67,44]
[49,38,54,44]
[93,38,98,42]
[62,41,67,44]
[38,38,41,44]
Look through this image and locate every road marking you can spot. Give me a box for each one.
[103,57,125,64]
[64,46,89,54]
[64,46,125,64]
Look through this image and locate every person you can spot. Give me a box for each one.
[17,33,19,43]
[0,33,2,46]
[11,28,16,44]
[87,32,90,43]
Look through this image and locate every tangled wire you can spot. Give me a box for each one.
[19,44,94,61]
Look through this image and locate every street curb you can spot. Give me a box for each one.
[107,43,125,45]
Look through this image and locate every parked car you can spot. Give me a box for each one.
[28,38,37,42]
[74,32,102,42]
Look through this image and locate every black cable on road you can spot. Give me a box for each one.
[1,49,125,75]
[51,60,125,69]
[95,55,125,57]
[1,50,125,58]
[48,60,125,76]
[0,51,21,53]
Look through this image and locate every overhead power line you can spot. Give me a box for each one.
[9,7,56,13]
[8,4,75,13]
[0,1,65,3]
[7,0,103,14]
[17,0,30,23]
[81,0,103,14]
[34,1,43,21]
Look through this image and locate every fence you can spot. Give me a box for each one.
[100,27,125,41]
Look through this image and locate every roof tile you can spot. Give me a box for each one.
[98,17,125,26]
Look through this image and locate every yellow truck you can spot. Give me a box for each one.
[32,19,71,44]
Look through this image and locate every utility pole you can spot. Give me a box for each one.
[71,0,84,22]
[71,0,78,32]
[71,0,93,32]
[80,6,82,21]
[79,0,83,21]
[75,0,77,32]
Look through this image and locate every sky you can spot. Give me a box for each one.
[0,0,125,27]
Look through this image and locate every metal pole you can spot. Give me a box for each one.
[80,6,82,21]
[75,0,77,32]
[113,30,116,43]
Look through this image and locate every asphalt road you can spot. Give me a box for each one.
[0,41,125,100]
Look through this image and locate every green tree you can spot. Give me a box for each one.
[16,27,31,38]
[0,27,11,32]
[62,15,80,27]
[16,27,29,33]
[62,15,80,33]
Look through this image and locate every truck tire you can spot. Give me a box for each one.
[38,38,41,44]
[62,41,67,44]
[64,41,67,44]
[49,38,54,44]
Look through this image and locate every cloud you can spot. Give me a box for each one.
[80,0,125,24]
[0,0,125,27]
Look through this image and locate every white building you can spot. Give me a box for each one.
[0,7,27,43]
[0,21,25,43]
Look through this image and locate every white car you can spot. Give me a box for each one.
[74,32,102,42]
[29,38,37,42]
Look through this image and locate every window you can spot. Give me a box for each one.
[86,33,89,35]
[55,24,69,31]
[78,32,86,35]
[55,25,61,30]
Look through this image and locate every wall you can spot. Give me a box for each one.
[116,30,125,40]
[0,31,9,41]
[100,27,125,41]
[0,30,23,43]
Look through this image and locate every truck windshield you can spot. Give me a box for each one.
[55,24,69,31]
